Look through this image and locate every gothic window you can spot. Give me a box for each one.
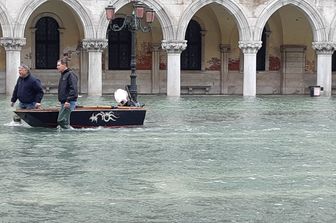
[35,17,60,69]
[181,20,201,70]
[108,18,131,70]
[257,28,267,71]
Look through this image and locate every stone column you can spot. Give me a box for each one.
[312,42,334,96]
[239,41,262,96]
[151,43,160,93]
[161,40,187,96]
[219,44,230,94]
[78,42,88,94]
[0,37,26,95]
[82,39,108,96]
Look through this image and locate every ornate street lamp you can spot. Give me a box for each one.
[105,1,155,106]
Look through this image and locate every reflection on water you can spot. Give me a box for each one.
[1,95,336,222]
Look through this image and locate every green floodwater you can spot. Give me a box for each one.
[0,95,335,222]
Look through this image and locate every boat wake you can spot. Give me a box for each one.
[3,121,27,127]
[56,125,104,132]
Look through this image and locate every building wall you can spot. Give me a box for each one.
[0,0,336,95]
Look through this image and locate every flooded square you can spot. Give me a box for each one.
[1,95,335,222]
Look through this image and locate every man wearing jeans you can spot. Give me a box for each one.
[56,57,78,128]
[10,64,44,109]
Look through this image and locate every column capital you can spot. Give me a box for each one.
[82,39,108,52]
[312,42,335,55]
[0,37,26,51]
[161,40,187,53]
[238,41,262,54]
[219,44,231,53]
[151,43,161,52]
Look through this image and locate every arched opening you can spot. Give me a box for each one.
[181,19,201,70]
[178,3,240,95]
[255,5,315,95]
[257,27,267,71]
[35,17,59,69]
[107,18,131,70]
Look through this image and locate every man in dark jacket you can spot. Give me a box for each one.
[56,57,78,128]
[11,64,44,109]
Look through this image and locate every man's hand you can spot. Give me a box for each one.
[64,102,70,109]
[35,103,41,109]
[10,102,15,107]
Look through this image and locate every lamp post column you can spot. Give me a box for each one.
[105,1,155,104]
[0,38,26,95]
[129,29,138,102]
[239,41,262,96]
[161,40,187,96]
[82,39,108,96]
[312,42,334,96]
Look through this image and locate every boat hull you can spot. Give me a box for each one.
[14,106,146,128]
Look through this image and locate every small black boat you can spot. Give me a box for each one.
[14,106,146,128]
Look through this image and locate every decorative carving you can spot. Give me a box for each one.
[161,40,187,53]
[238,41,262,54]
[0,38,26,51]
[89,111,118,123]
[312,42,335,55]
[82,39,108,52]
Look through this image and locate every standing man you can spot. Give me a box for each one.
[11,64,44,109]
[56,57,78,128]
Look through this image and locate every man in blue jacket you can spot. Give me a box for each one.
[10,64,44,109]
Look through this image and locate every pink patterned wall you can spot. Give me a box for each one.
[305,60,315,72]
[137,42,152,70]
[269,56,281,71]
[206,57,221,70]
[228,58,240,71]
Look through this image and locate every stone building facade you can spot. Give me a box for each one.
[0,0,336,96]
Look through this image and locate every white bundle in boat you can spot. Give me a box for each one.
[114,89,129,105]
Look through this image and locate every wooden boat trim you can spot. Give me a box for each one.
[15,106,146,113]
